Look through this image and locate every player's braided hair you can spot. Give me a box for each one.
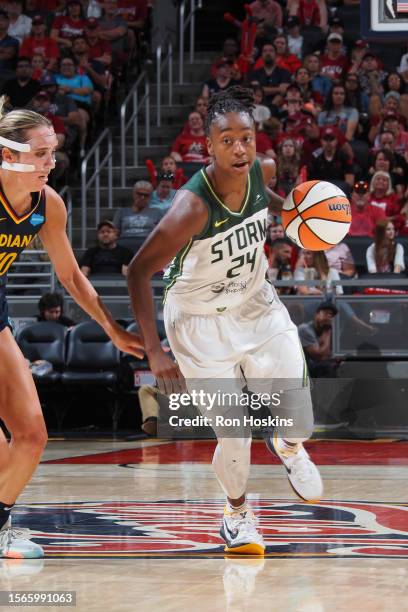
[205,86,255,134]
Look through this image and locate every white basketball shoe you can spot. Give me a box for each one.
[266,431,323,502]
[220,506,265,555]
[0,519,44,559]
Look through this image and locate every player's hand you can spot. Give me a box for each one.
[147,347,186,395]
[110,326,144,358]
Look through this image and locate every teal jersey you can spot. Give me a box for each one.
[164,159,269,314]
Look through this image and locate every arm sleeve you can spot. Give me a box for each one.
[366,244,377,273]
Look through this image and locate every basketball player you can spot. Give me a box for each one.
[128,87,322,555]
[0,101,143,558]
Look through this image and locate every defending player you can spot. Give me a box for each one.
[128,87,322,555]
[0,101,143,558]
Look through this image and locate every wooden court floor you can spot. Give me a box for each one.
[2,438,408,611]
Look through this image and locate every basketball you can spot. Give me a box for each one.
[281,180,351,251]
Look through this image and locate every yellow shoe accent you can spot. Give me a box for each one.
[224,542,265,556]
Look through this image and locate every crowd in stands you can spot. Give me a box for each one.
[77,1,408,291]
[0,0,150,184]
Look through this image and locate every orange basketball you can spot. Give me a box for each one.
[281,180,351,251]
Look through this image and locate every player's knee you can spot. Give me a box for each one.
[13,418,48,452]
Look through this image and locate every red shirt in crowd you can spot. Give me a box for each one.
[171,133,209,163]
[117,0,148,22]
[256,132,274,155]
[320,54,348,81]
[87,39,112,62]
[369,193,401,217]
[52,16,86,40]
[296,0,321,27]
[20,37,60,60]
[349,201,385,237]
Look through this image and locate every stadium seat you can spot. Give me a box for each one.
[61,320,122,430]
[62,320,120,386]
[16,322,66,385]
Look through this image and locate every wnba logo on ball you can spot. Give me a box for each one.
[328,202,351,214]
[281,180,352,251]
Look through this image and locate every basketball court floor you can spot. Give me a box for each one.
[4,438,408,611]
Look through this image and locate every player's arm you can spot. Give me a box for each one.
[260,158,284,214]
[127,190,209,393]
[39,188,143,357]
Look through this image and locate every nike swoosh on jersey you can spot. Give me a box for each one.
[214,218,229,228]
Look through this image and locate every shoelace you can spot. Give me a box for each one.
[0,527,31,547]
[229,510,257,528]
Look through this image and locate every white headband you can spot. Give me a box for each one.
[0,135,34,172]
[0,135,31,152]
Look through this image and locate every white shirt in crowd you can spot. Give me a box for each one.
[293,266,343,294]
[8,14,32,44]
[366,242,405,273]
[288,34,303,59]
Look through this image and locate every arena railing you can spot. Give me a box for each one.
[156,42,173,127]
[58,185,73,243]
[80,128,113,248]
[178,0,203,85]
[7,254,55,297]
[119,71,150,188]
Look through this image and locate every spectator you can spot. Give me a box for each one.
[344,72,369,115]
[288,0,328,30]
[303,53,332,100]
[273,34,301,74]
[348,52,385,117]
[72,35,107,117]
[39,72,82,153]
[160,155,188,188]
[170,112,209,164]
[37,293,75,327]
[368,171,401,218]
[194,96,208,122]
[84,17,112,67]
[368,149,406,195]
[320,33,348,82]
[294,66,322,108]
[0,10,19,83]
[51,0,86,51]
[298,301,339,379]
[349,180,386,237]
[285,16,303,59]
[80,220,133,277]
[249,42,291,107]
[301,115,322,165]
[366,218,405,273]
[30,89,69,186]
[98,0,128,69]
[150,172,176,215]
[113,180,161,243]
[210,38,241,81]
[7,0,32,44]
[249,0,283,29]
[55,56,94,156]
[325,242,356,278]
[375,130,408,186]
[0,56,39,107]
[267,237,295,294]
[318,84,359,141]
[383,71,406,100]
[374,112,408,156]
[294,250,343,295]
[19,14,60,72]
[277,137,301,195]
[308,126,354,191]
[202,59,239,99]
[31,52,48,81]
